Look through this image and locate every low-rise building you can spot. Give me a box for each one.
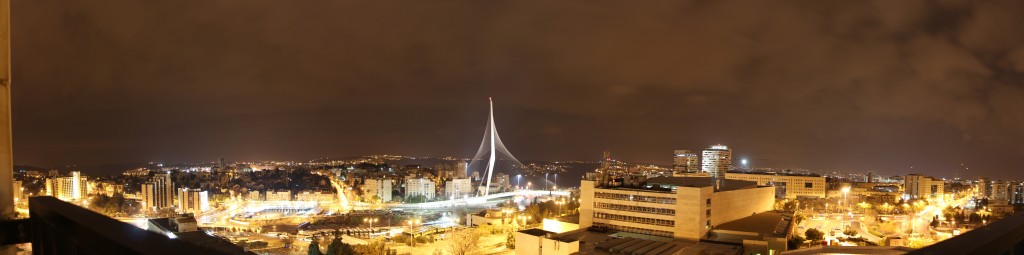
[266,190,292,201]
[579,176,775,239]
[725,172,825,199]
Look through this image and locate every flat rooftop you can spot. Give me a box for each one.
[549,229,741,255]
[644,177,759,192]
[712,211,793,239]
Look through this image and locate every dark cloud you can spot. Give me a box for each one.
[9,0,1024,179]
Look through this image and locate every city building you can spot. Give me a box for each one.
[176,188,209,214]
[579,176,774,239]
[12,180,20,202]
[295,191,335,202]
[141,173,174,211]
[45,171,85,201]
[701,145,732,179]
[706,211,794,255]
[978,177,992,198]
[903,174,944,200]
[672,150,699,174]
[363,178,393,202]
[266,190,292,201]
[724,172,825,199]
[514,229,579,255]
[445,178,472,199]
[1011,182,1024,205]
[405,178,436,200]
[455,161,468,179]
[993,180,1011,203]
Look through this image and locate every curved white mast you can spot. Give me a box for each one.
[484,97,496,196]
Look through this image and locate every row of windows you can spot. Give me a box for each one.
[593,223,674,238]
[595,202,675,215]
[594,192,676,204]
[594,212,675,227]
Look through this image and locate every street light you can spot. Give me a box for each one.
[364,217,378,229]
[406,218,421,247]
[517,174,522,189]
[842,187,851,228]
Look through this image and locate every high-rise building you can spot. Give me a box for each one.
[992,181,1010,203]
[445,178,472,199]
[45,171,85,201]
[701,145,732,179]
[455,161,469,179]
[904,174,944,200]
[579,176,774,239]
[672,150,699,174]
[363,179,393,202]
[979,177,992,198]
[1010,182,1024,205]
[177,188,209,214]
[406,178,436,200]
[141,173,174,211]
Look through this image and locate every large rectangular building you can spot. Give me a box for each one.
[701,145,732,179]
[176,188,209,214]
[579,176,774,239]
[725,172,825,199]
[445,178,472,199]
[904,174,944,200]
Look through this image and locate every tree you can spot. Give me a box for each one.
[308,236,324,255]
[787,235,805,250]
[506,231,515,249]
[805,228,824,241]
[445,228,481,255]
[843,228,858,237]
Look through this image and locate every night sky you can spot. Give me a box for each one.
[9,1,1024,179]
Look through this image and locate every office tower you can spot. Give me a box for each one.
[363,179,393,202]
[405,178,436,200]
[904,174,944,200]
[177,188,209,214]
[445,178,472,199]
[142,173,174,211]
[1011,182,1024,205]
[701,145,732,179]
[672,150,699,174]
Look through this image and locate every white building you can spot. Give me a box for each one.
[701,145,732,179]
[177,188,209,214]
[455,161,469,179]
[363,179,392,202]
[445,178,472,198]
[142,173,174,211]
[45,171,86,201]
[672,150,699,174]
[406,178,436,200]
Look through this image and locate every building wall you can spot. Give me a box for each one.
[177,188,209,214]
[709,186,775,226]
[725,173,825,199]
[363,179,392,202]
[541,238,579,255]
[905,174,944,200]
[445,178,472,198]
[142,173,174,210]
[406,178,436,199]
[515,232,543,255]
[266,190,292,201]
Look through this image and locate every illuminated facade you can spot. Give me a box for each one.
[579,177,774,239]
[672,150,699,174]
[701,145,732,179]
[141,173,174,210]
[405,178,436,200]
[724,172,825,199]
[904,174,944,200]
[445,178,472,198]
[363,178,392,202]
[45,171,85,201]
[176,188,209,214]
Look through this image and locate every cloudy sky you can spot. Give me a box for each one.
[9,0,1024,179]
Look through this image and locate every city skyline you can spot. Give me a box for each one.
[10,1,1024,180]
